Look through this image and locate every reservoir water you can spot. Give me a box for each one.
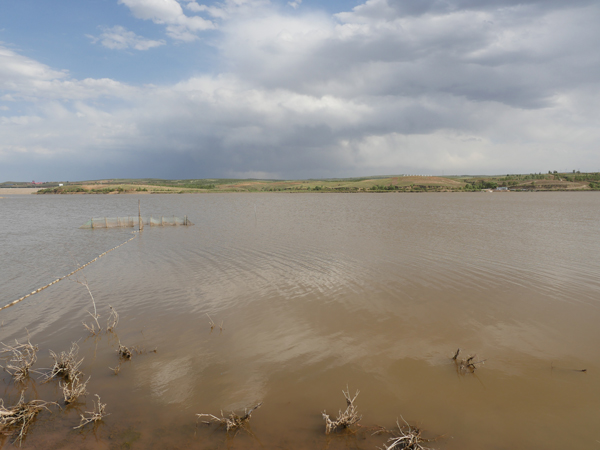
[1,192,599,449]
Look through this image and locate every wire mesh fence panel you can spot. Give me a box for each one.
[80,216,192,229]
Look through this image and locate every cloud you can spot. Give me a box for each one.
[182,0,270,19]
[118,0,215,41]
[0,46,67,89]
[288,0,302,9]
[2,0,600,180]
[89,25,166,50]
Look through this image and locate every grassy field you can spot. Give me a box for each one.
[2,172,599,194]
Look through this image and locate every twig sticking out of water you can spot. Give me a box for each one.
[451,348,460,361]
[206,314,215,331]
[44,342,83,382]
[322,387,362,434]
[452,349,486,373]
[74,395,108,429]
[75,277,102,335]
[0,391,56,444]
[379,417,434,450]
[1,338,39,383]
[197,402,263,432]
[106,305,119,332]
[60,375,90,404]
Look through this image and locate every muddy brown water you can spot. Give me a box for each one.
[1,193,600,449]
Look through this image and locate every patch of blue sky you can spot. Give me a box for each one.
[296,0,362,15]
[1,0,357,85]
[0,0,223,84]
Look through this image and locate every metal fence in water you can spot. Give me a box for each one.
[79,216,193,229]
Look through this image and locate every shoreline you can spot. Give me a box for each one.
[0,188,41,195]
[29,188,599,194]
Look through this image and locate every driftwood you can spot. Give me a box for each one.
[1,338,39,383]
[197,402,262,432]
[0,391,56,444]
[322,387,361,434]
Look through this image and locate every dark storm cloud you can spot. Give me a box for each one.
[349,0,597,19]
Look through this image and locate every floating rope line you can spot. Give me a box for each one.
[0,233,138,312]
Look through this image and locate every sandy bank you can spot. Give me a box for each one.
[0,188,41,195]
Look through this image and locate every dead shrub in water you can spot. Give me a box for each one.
[379,417,435,450]
[111,342,156,374]
[322,387,361,434]
[197,402,262,432]
[44,342,83,382]
[1,338,39,383]
[60,374,90,405]
[0,391,56,444]
[117,342,132,360]
[74,394,108,429]
[452,348,485,373]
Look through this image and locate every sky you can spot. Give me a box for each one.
[1,0,599,181]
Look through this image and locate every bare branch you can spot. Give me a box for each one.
[197,402,263,432]
[73,277,102,334]
[379,417,435,450]
[206,314,215,331]
[0,391,56,444]
[106,305,119,332]
[1,337,39,383]
[322,386,361,434]
[60,375,90,404]
[43,342,83,382]
[74,394,108,429]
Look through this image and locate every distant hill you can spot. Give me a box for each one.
[2,172,598,194]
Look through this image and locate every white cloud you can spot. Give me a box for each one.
[89,25,165,50]
[0,46,67,89]
[2,0,600,179]
[0,45,137,102]
[119,0,215,41]
[288,0,302,9]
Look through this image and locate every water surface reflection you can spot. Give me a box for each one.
[1,193,599,449]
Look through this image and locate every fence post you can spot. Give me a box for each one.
[139,200,144,232]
